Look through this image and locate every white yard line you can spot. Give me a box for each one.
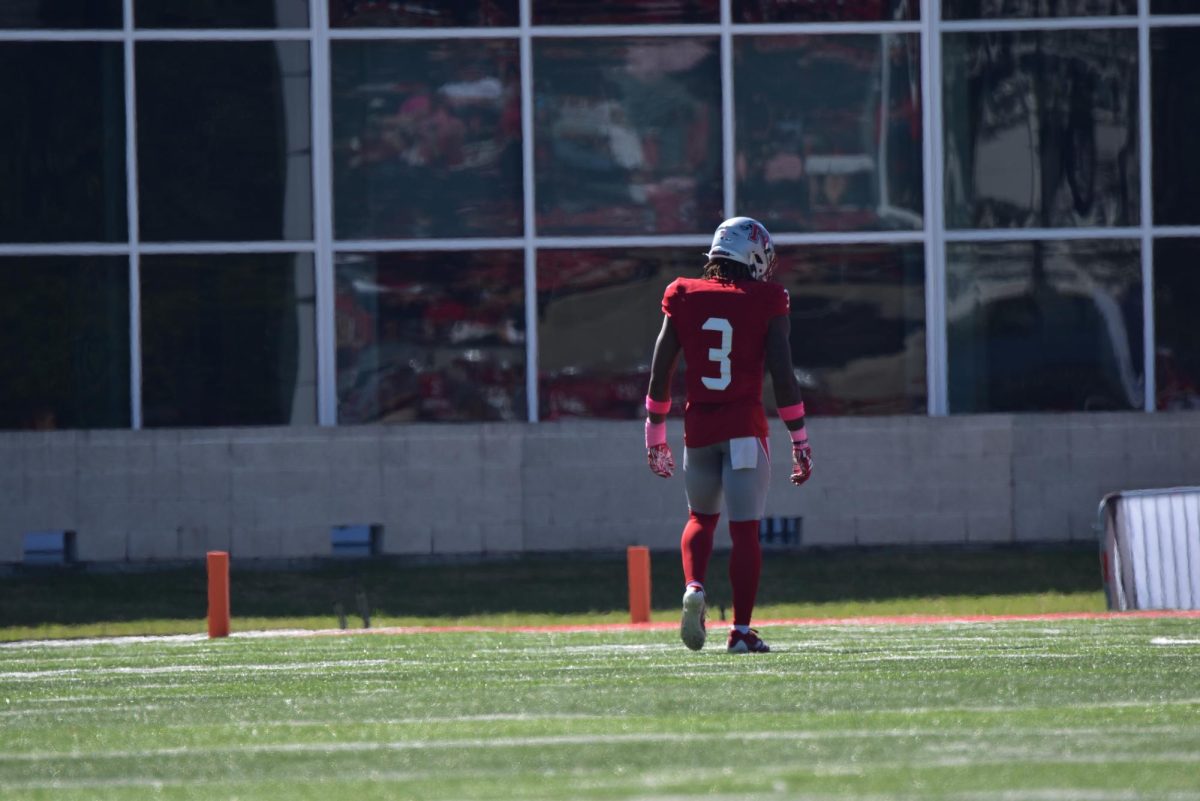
[0,659,391,680]
[4,728,1200,763]
[0,634,207,649]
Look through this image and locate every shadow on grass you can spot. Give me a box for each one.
[0,544,1103,627]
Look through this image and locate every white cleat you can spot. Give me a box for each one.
[680,586,707,651]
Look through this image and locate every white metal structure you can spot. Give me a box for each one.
[1099,486,1200,611]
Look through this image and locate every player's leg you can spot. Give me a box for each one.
[681,511,719,590]
[679,443,724,650]
[682,443,724,588]
[723,437,772,653]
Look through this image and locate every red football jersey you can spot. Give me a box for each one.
[662,276,790,448]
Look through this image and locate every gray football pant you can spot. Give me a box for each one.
[684,439,772,522]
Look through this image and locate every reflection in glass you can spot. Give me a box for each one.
[1153,240,1200,410]
[336,252,525,423]
[136,0,308,28]
[535,1,717,24]
[537,245,923,419]
[142,254,316,427]
[330,0,517,27]
[775,244,926,416]
[332,40,522,240]
[534,37,722,236]
[736,34,923,234]
[0,43,126,243]
[137,41,312,242]
[1152,28,1200,226]
[943,0,1134,17]
[947,240,1142,413]
[734,0,917,22]
[0,3,120,27]
[0,257,129,430]
[1153,0,1200,12]
[943,30,1138,229]
[538,249,695,420]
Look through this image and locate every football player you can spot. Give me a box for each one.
[644,216,813,654]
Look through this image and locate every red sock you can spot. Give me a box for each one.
[681,511,719,588]
[728,520,762,627]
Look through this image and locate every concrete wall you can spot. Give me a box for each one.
[2,412,1199,564]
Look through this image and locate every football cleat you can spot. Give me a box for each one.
[680,586,707,651]
[704,217,777,281]
[726,628,770,654]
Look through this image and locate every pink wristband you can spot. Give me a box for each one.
[645,395,671,415]
[790,426,808,444]
[777,402,806,422]
[645,419,667,448]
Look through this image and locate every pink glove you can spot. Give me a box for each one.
[645,419,674,478]
[790,440,813,486]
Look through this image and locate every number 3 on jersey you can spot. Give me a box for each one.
[701,317,732,390]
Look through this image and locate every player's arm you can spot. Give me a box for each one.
[644,314,680,478]
[765,314,814,486]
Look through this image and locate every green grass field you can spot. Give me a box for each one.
[2,617,1199,800]
[1,546,1107,641]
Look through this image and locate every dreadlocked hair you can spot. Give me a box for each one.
[702,258,753,282]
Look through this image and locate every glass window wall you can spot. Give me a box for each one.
[1153,239,1200,411]
[947,239,1143,413]
[534,37,722,236]
[10,6,1200,428]
[332,39,522,240]
[735,33,923,234]
[330,1,518,28]
[538,248,694,420]
[734,1,918,22]
[1152,1,1200,12]
[775,243,927,416]
[0,42,126,243]
[136,41,312,242]
[0,3,121,28]
[135,1,309,28]
[336,251,526,423]
[943,0,1135,18]
[534,2,718,25]
[943,28,1139,230]
[0,257,129,430]
[1152,26,1200,226]
[141,254,317,427]
[537,243,926,419]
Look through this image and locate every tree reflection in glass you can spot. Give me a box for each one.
[943,29,1138,229]
[943,0,1134,19]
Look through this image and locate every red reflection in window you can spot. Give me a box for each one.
[538,248,696,419]
[534,1,718,24]
[330,0,518,27]
[336,252,526,423]
[735,0,917,22]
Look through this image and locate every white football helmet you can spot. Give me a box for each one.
[704,216,777,280]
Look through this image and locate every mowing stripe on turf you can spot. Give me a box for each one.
[5,610,1199,648]
[5,729,1200,762]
